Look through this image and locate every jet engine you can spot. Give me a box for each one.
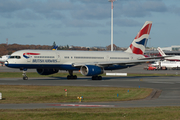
[80,65,104,76]
[36,69,59,75]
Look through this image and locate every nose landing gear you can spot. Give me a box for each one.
[22,69,28,80]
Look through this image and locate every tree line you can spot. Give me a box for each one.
[0,43,126,56]
[0,44,53,56]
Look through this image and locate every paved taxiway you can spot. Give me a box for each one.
[0,65,180,109]
[1,63,180,74]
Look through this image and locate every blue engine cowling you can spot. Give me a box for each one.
[36,69,59,75]
[80,65,104,76]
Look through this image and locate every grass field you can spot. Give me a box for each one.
[0,85,152,103]
[0,107,180,120]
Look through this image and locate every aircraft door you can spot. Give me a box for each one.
[106,55,110,61]
[56,52,60,62]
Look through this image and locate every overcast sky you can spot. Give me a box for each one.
[0,0,180,48]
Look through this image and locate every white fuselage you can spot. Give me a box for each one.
[6,50,144,70]
[165,56,180,61]
[151,61,180,68]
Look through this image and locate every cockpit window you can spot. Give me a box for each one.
[16,56,21,59]
[9,56,21,59]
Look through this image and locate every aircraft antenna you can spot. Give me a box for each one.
[108,0,116,51]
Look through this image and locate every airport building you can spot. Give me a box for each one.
[145,46,180,57]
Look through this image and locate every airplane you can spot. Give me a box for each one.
[0,55,10,65]
[150,61,180,70]
[157,47,180,61]
[5,21,154,80]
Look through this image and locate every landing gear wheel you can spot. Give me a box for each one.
[22,69,28,80]
[98,76,102,80]
[23,76,28,80]
[73,75,77,79]
[67,75,77,79]
[67,75,70,79]
[67,70,77,79]
[92,76,102,80]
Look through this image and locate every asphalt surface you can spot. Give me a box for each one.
[0,64,180,109]
[1,63,180,74]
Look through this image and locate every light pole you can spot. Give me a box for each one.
[108,0,116,51]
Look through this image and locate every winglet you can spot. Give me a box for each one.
[125,21,152,55]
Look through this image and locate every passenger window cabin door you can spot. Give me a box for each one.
[56,53,60,62]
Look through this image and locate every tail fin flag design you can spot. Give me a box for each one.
[157,47,166,56]
[52,46,58,50]
[125,21,152,55]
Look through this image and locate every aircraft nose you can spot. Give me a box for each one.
[5,61,9,66]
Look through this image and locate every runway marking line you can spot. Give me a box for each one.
[48,104,115,107]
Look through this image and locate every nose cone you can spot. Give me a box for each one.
[5,61,8,67]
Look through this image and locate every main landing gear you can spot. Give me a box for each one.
[92,75,102,80]
[22,69,28,80]
[67,70,77,79]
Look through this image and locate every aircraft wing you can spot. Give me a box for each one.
[138,55,173,60]
[72,59,157,68]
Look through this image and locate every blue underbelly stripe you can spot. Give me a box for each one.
[6,64,135,70]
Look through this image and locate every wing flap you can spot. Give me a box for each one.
[139,55,172,60]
